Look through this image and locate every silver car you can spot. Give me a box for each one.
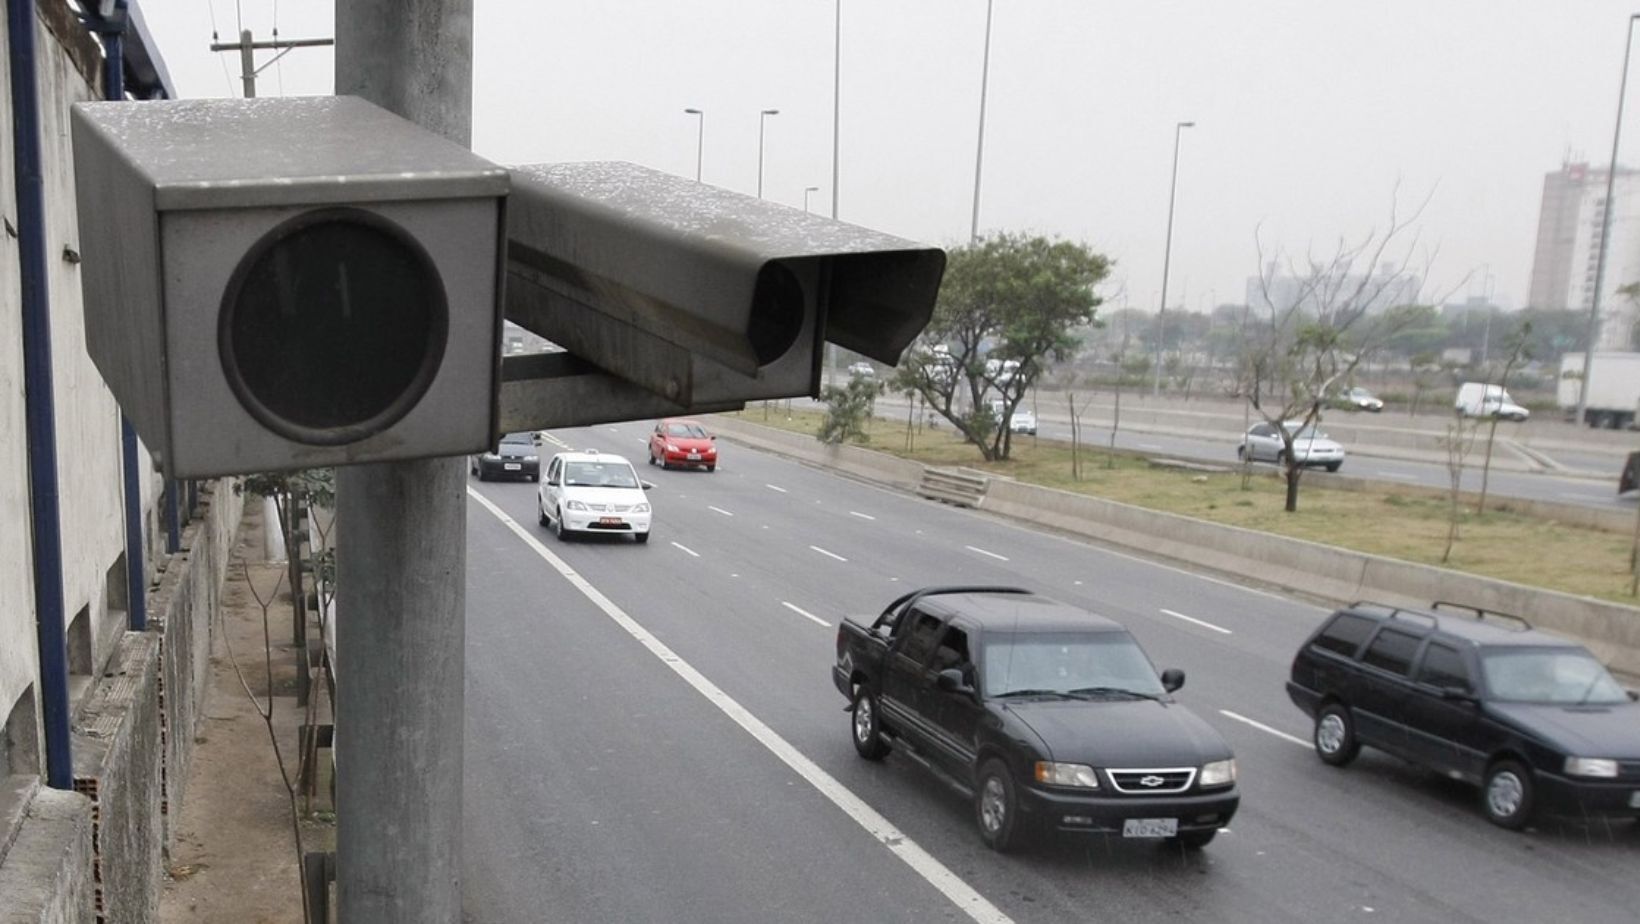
[1238,421,1345,472]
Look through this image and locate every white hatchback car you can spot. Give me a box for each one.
[537,451,653,543]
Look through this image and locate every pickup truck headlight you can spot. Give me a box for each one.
[1200,759,1237,788]
[1564,756,1619,778]
[1035,761,1099,789]
[565,500,588,511]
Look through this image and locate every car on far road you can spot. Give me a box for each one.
[1287,600,1640,830]
[470,431,541,481]
[1455,382,1530,422]
[1238,420,1345,472]
[538,451,653,543]
[834,586,1239,852]
[648,418,718,471]
[1336,386,1384,412]
[848,362,876,378]
[990,399,1037,435]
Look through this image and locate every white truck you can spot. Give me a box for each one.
[1558,352,1640,429]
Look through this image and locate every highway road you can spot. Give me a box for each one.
[864,395,1632,513]
[462,423,1640,923]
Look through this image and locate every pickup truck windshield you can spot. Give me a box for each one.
[982,631,1166,699]
[1480,648,1629,705]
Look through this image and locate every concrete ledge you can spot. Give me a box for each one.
[708,415,1640,676]
[0,786,94,924]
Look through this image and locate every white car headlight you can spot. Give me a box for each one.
[1564,756,1619,778]
[1200,758,1237,787]
[633,503,650,513]
[1035,761,1099,789]
[565,500,588,511]
[666,443,679,452]
[525,455,539,462]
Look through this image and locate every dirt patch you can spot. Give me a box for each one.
[160,501,334,923]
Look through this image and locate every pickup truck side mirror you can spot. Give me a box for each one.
[1160,668,1185,693]
[935,668,975,696]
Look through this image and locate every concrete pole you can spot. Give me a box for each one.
[334,2,471,921]
[239,29,255,98]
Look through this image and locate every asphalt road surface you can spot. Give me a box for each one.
[462,423,1640,923]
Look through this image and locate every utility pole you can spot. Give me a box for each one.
[209,29,334,98]
[334,2,470,921]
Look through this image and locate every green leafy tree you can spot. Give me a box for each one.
[817,376,883,445]
[899,232,1111,461]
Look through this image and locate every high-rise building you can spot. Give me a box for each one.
[1526,162,1640,349]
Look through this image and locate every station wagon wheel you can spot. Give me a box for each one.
[538,498,549,527]
[975,758,1024,852]
[1314,703,1360,766]
[850,689,890,761]
[1483,759,1534,830]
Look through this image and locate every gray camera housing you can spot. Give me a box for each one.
[71,96,508,478]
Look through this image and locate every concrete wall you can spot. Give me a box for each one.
[709,414,1640,677]
[1,2,243,920]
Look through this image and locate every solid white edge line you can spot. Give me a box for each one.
[1159,608,1233,635]
[670,541,701,558]
[467,488,1012,924]
[1218,709,1313,748]
[964,545,1009,562]
[849,511,876,521]
[810,545,849,562]
[780,601,832,628]
[709,505,735,517]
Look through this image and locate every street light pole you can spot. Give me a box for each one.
[757,108,780,198]
[804,185,820,212]
[1578,14,1640,427]
[1153,119,1195,398]
[684,107,705,182]
[970,0,995,242]
[832,0,841,219]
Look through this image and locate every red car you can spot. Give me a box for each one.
[648,418,718,471]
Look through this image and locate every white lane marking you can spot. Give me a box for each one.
[1218,710,1313,749]
[849,511,877,521]
[608,427,621,433]
[965,545,1009,562]
[810,545,849,562]
[1370,471,1420,482]
[709,505,735,517]
[1159,608,1233,635]
[1137,442,1164,450]
[766,484,788,493]
[670,541,701,558]
[781,601,832,628]
[467,488,1012,924]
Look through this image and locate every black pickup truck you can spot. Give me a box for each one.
[832,586,1239,851]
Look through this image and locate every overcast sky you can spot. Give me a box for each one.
[139,1,1640,316]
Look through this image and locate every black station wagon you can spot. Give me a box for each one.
[1287,601,1640,829]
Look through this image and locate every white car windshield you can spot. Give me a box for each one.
[1480,648,1628,705]
[564,461,640,489]
[1284,425,1327,440]
[982,631,1166,698]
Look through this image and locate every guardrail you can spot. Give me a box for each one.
[917,467,989,507]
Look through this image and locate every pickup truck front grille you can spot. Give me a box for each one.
[1107,767,1197,794]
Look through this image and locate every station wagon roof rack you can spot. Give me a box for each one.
[1349,601,1437,630]
[1431,600,1532,631]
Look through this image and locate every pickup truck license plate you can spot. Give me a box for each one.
[598,517,623,526]
[1630,791,1640,809]
[504,463,521,470]
[1122,818,1177,838]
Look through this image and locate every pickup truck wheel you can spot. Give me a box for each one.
[850,689,890,760]
[1483,759,1535,830]
[975,758,1024,852]
[1314,703,1360,766]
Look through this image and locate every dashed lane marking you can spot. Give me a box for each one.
[849,511,876,521]
[670,541,700,558]
[781,601,831,628]
[1219,710,1312,748]
[709,506,735,517]
[810,545,849,562]
[965,545,1009,562]
[1159,608,1232,635]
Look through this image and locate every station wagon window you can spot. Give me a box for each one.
[1360,628,1422,675]
[1417,643,1472,691]
[896,608,947,666]
[1312,613,1376,657]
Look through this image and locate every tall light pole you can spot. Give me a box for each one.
[757,108,780,198]
[1579,14,1640,427]
[832,0,841,219]
[804,185,820,212]
[684,107,705,182]
[1153,120,1195,398]
[970,0,996,242]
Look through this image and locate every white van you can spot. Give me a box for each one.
[1454,382,1529,422]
